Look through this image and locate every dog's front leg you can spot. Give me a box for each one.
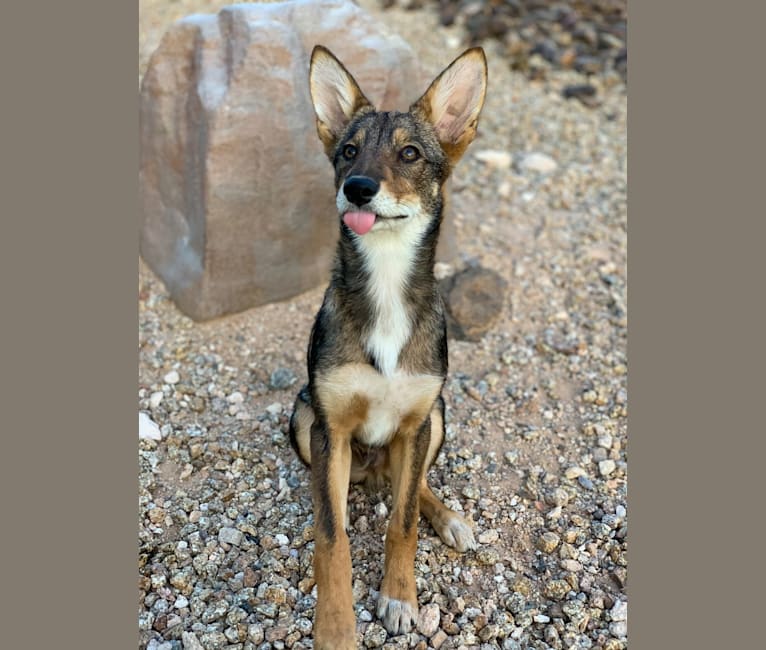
[377,415,431,635]
[310,415,355,649]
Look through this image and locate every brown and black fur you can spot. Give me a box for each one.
[289,45,488,649]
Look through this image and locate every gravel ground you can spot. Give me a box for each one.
[139,1,627,649]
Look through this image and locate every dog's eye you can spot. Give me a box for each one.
[400,145,420,163]
[342,144,357,160]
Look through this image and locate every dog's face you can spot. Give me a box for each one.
[309,46,487,237]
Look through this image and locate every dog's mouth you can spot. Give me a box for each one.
[342,211,407,235]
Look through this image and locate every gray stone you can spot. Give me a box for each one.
[218,527,243,546]
[269,367,297,390]
[139,0,457,320]
[181,634,204,650]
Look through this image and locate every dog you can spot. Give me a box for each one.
[289,44,488,649]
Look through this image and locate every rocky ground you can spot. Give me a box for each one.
[139,1,627,649]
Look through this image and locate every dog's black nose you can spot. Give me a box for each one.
[343,176,379,207]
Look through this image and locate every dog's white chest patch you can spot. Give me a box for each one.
[356,226,422,377]
[319,364,443,446]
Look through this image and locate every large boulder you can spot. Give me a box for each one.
[139,0,458,321]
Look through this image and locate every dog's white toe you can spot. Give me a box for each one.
[438,514,477,552]
[377,594,417,635]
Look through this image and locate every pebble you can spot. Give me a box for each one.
[578,475,595,490]
[181,632,204,650]
[265,402,283,416]
[519,152,558,174]
[163,370,180,384]
[270,367,297,390]
[599,459,617,477]
[475,149,513,170]
[431,629,448,648]
[610,621,628,638]
[139,412,162,440]
[478,529,499,544]
[544,580,571,600]
[374,502,388,518]
[174,595,189,609]
[417,603,441,636]
[536,531,560,553]
[149,391,164,408]
[610,599,627,621]
[363,622,388,647]
[218,527,243,546]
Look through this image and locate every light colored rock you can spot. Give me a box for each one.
[475,149,512,170]
[218,527,243,546]
[599,459,617,477]
[478,529,499,544]
[139,0,457,321]
[181,631,204,650]
[417,603,441,637]
[163,370,180,385]
[610,599,627,622]
[139,412,162,440]
[149,391,164,408]
[519,151,558,174]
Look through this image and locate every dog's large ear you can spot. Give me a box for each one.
[309,45,372,156]
[410,48,488,166]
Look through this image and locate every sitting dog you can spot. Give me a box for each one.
[289,44,488,649]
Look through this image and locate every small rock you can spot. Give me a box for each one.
[265,402,283,416]
[440,266,508,342]
[544,579,571,600]
[610,620,628,638]
[536,532,560,553]
[475,149,512,170]
[518,152,558,174]
[431,629,448,649]
[163,370,180,385]
[181,632,204,650]
[139,412,162,440]
[599,459,617,477]
[174,595,189,609]
[149,391,164,409]
[363,622,388,648]
[610,599,627,622]
[565,466,586,480]
[226,391,244,404]
[478,529,499,545]
[417,603,441,637]
[270,367,297,390]
[218,527,243,546]
[375,502,388,518]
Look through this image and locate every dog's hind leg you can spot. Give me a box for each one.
[419,396,477,553]
[289,385,313,467]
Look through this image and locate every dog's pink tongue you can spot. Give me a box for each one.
[343,211,376,235]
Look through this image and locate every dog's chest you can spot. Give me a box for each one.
[358,229,418,377]
[318,364,442,447]
[357,371,440,445]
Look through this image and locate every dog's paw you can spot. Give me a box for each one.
[438,512,477,552]
[377,594,417,636]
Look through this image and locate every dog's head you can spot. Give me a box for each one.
[308,46,487,237]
